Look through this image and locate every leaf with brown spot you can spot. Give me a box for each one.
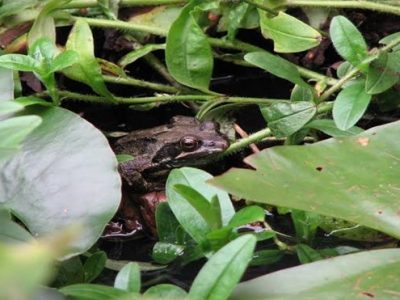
[211,121,400,239]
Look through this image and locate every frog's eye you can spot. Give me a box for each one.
[180,136,199,152]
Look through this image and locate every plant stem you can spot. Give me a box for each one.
[71,17,337,86]
[225,128,272,155]
[63,0,186,9]
[103,75,179,93]
[281,0,400,15]
[50,90,289,106]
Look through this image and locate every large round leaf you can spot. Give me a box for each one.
[232,249,400,299]
[0,106,121,255]
[211,121,400,239]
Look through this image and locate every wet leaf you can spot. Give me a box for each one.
[114,262,141,293]
[211,121,400,239]
[0,106,121,256]
[232,249,400,299]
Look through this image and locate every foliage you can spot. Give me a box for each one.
[1,0,400,299]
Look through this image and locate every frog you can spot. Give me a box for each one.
[114,115,229,193]
[103,116,229,239]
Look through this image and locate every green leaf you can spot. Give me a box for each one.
[225,2,250,41]
[0,115,42,149]
[305,119,363,137]
[258,11,321,53]
[166,0,213,91]
[60,284,130,300]
[296,244,324,264]
[244,51,308,87]
[0,54,38,72]
[210,121,400,239]
[114,262,141,293]
[228,206,265,228]
[329,16,368,69]
[28,0,72,45]
[83,251,107,283]
[291,210,320,244]
[155,202,181,243]
[379,32,400,52]
[118,44,165,68]
[0,0,37,19]
[232,249,400,300]
[260,101,316,138]
[290,85,314,102]
[0,68,14,101]
[0,218,33,244]
[0,106,121,256]
[65,19,114,101]
[189,235,257,300]
[144,284,187,299]
[251,250,283,267]
[0,101,24,116]
[174,184,222,229]
[333,81,372,130]
[166,168,234,244]
[49,50,79,74]
[365,52,399,94]
[152,242,185,264]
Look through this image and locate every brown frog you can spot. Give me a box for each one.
[103,116,229,238]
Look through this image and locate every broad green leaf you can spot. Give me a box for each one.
[114,262,141,293]
[245,52,308,87]
[329,16,368,69]
[228,206,265,228]
[260,101,316,138]
[166,0,213,91]
[336,61,354,79]
[53,256,84,287]
[333,81,372,130]
[225,2,250,41]
[155,202,181,243]
[0,54,38,72]
[60,284,130,300]
[0,106,121,256]
[0,68,14,101]
[232,249,400,299]
[210,121,400,239]
[305,119,363,137]
[83,251,107,283]
[0,115,42,149]
[258,11,321,53]
[65,19,114,101]
[118,44,165,68]
[144,284,187,298]
[365,52,399,94]
[189,235,256,300]
[174,184,222,229]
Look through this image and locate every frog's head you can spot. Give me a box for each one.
[153,116,229,168]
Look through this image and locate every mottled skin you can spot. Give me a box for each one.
[114,116,229,192]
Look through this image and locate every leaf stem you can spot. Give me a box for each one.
[103,75,179,93]
[242,0,277,15]
[281,0,400,15]
[63,0,186,9]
